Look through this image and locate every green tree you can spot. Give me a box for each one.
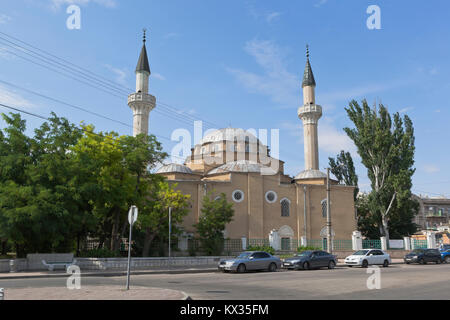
[194,192,234,256]
[0,113,88,256]
[344,100,418,240]
[328,150,359,201]
[138,178,190,257]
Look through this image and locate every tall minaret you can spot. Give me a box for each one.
[128,29,156,136]
[298,45,322,171]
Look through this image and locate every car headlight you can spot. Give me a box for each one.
[413,256,418,259]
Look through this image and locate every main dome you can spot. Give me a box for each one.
[198,128,262,145]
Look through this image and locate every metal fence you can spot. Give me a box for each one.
[413,239,428,249]
[362,239,382,249]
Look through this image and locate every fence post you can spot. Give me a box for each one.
[241,237,247,251]
[300,236,307,247]
[404,237,411,251]
[352,231,362,250]
[426,231,436,249]
[380,236,387,251]
[269,230,280,251]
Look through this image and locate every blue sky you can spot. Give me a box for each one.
[0,0,449,197]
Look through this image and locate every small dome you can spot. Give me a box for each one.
[294,169,327,180]
[207,160,277,175]
[156,163,193,174]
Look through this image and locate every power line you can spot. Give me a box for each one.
[0,31,222,129]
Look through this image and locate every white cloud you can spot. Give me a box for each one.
[163,33,180,40]
[0,14,12,24]
[227,39,299,108]
[50,0,117,10]
[0,85,34,109]
[399,106,414,114]
[266,12,282,23]
[315,0,328,7]
[319,119,357,156]
[152,73,166,81]
[104,64,128,86]
[423,165,439,174]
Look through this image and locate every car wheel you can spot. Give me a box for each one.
[445,256,450,264]
[237,264,246,273]
[436,259,441,264]
[302,261,310,270]
[328,260,336,269]
[362,260,369,268]
[268,263,277,272]
[348,265,353,268]
[419,258,426,265]
[383,260,389,267]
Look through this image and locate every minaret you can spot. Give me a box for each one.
[128,29,156,136]
[298,45,322,171]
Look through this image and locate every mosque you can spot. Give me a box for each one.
[127,34,356,249]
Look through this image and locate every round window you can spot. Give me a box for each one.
[265,191,277,203]
[232,190,244,203]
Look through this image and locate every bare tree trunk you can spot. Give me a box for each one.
[142,230,156,257]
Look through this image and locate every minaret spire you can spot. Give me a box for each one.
[128,30,156,137]
[297,45,322,173]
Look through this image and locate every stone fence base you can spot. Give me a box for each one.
[1,255,233,273]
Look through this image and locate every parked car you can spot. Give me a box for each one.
[404,249,443,264]
[344,249,391,268]
[441,250,450,263]
[282,250,337,270]
[218,251,281,273]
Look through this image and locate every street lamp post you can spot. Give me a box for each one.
[326,168,332,254]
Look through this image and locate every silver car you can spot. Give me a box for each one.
[218,251,282,273]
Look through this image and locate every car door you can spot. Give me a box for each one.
[308,251,319,268]
[424,250,433,263]
[367,250,378,264]
[251,252,266,270]
[317,251,329,267]
[247,252,259,270]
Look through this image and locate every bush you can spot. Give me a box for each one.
[246,245,275,255]
[77,248,121,258]
[297,246,320,253]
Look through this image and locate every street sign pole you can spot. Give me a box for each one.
[168,207,172,269]
[126,205,138,290]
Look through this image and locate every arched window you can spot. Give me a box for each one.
[281,198,290,217]
[321,199,327,218]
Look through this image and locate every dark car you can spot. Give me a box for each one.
[282,250,337,270]
[404,249,443,264]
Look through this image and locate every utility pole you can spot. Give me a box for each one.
[326,168,332,254]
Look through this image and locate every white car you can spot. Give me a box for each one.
[344,249,391,268]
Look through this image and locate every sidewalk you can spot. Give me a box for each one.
[2,285,191,300]
[0,259,406,280]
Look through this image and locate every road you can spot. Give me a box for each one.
[1,263,449,300]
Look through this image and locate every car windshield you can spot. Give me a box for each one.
[353,250,369,255]
[411,249,424,254]
[236,252,252,259]
[295,251,313,257]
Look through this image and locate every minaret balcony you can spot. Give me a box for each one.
[298,104,322,124]
[128,92,156,109]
